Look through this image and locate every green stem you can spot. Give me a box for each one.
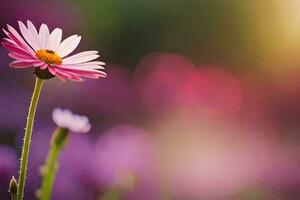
[39,128,69,200]
[17,77,44,200]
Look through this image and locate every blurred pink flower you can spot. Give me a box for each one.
[93,124,158,199]
[0,145,18,197]
[2,20,106,81]
[156,115,280,199]
[175,66,244,116]
[133,52,196,113]
[260,148,300,188]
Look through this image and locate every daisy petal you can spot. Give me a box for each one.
[1,42,34,58]
[5,25,35,55]
[33,62,47,68]
[55,69,78,81]
[55,70,83,82]
[63,54,100,65]
[48,67,56,75]
[60,36,81,57]
[62,51,97,63]
[56,66,107,78]
[40,63,48,69]
[55,72,67,81]
[8,53,36,61]
[9,60,38,68]
[7,25,30,48]
[3,36,17,46]
[48,28,62,51]
[63,61,105,69]
[56,35,80,57]
[27,20,41,48]
[38,23,50,49]
[18,21,39,51]
[80,61,105,66]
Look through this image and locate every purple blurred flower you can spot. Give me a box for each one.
[25,126,96,200]
[93,124,159,200]
[72,65,139,119]
[0,145,18,198]
[52,134,96,200]
[0,84,29,130]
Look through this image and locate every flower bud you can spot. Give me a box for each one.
[8,176,18,200]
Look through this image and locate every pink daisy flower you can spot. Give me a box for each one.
[1,20,106,81]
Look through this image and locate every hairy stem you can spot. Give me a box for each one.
[17,77,44,200]
[39,128,69,200]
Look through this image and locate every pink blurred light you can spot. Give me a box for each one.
[133,52,196,113]
[259,147,300,188]
[175,66,244,116]
[155,114,281,199]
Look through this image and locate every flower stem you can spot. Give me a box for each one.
[17,77,44,200]
[39,128,69,200]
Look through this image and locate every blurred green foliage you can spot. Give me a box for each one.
[71,0,275,68]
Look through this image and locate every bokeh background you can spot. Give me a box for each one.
[0,0,300,199]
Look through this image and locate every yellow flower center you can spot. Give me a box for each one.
[35,49,62,65]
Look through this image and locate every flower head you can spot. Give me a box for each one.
[52,108,91,133]
[2,20,106,81]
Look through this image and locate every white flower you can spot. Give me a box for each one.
[52,108,91,133]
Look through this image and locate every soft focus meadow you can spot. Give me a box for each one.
[1,0,300,199]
